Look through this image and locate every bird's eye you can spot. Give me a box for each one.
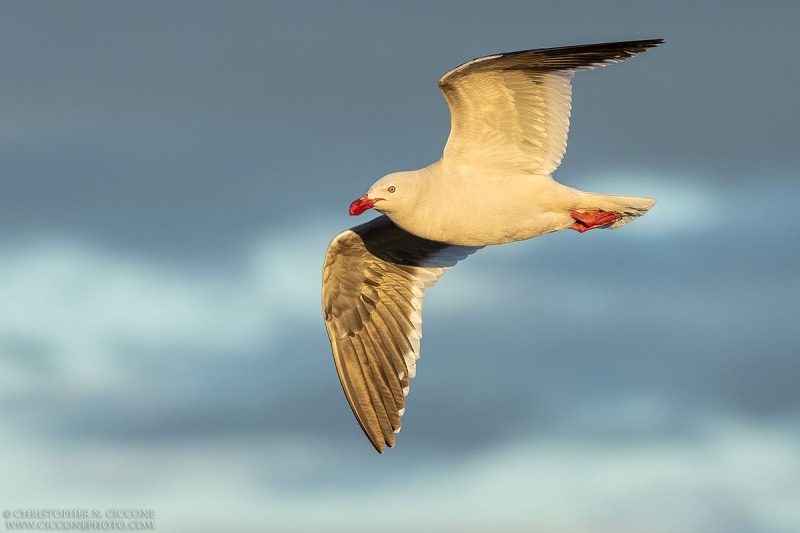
[387,185,396,193]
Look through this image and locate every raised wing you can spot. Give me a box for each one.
[322,216,480,453]
[439,39,663,175]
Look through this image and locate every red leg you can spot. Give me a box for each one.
[569,210,621,233]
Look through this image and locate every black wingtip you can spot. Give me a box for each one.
[533,38,665,58]
[441,38,665,83]
[626,38,665,49]
[578,38,664,48]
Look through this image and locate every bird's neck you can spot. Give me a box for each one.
[389,161,456,243]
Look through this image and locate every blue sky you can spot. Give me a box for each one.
[2,2,799,532]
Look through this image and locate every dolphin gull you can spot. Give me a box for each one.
[322,39,663,453]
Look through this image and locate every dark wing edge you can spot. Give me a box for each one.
[435,39,663,175]
[322,216,480,453]
[439,39,664,87]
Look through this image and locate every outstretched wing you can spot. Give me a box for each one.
[439,39,663,175]
[322,216,480,453]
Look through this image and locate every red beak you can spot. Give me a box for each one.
[349,194,382,216]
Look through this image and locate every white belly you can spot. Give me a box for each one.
[394,172,582,247]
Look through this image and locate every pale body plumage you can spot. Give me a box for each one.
[371,164,585,246]
[322,39,662,452]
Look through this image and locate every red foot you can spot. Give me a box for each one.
[569,210,621,233]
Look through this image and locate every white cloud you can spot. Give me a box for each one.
[0,221,331,396]
[1,413,797,533]
[0,181,798,533]
[579,171,722,237]
[0,171,785,399]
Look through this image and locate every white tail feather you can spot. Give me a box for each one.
[579,192,656,229]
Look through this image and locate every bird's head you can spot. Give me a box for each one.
[349,173,412,216]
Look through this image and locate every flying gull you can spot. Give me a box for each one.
[322,39,663,452]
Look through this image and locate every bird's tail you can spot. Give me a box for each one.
[578,192,656,229]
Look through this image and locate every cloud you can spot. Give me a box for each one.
[0,221,331,399]
[0,177,797,531]
[1,175,798,446]
[1,411,797,533]
[581,171,722,236]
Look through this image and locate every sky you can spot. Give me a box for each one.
[1,1,799,532]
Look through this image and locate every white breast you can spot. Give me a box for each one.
[389,162,582,246]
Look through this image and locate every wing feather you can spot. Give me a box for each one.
[352,333,399,440]
[348,334,394,444]
[322,216,480,452]
[438,39,662,175]
[363,321,405,413]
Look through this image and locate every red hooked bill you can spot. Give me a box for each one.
[349,194,384,216]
